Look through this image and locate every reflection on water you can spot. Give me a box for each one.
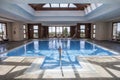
[40,47,81,69]
[1,39,113,57]
[0,44,7,53]
[49,39,70,50]
[0,39,114,69]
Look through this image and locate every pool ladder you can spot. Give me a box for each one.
[58,46,62,68]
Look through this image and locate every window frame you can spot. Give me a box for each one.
[23,25,27,39]
[80,25,86,38]
[112,22,120,40]
[92,24,96,39]
[48,26,70,38]
[0,22,7,40]
[33,25,39,38]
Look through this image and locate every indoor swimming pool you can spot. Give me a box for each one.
[0,39,116,69]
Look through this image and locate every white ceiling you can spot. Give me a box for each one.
[3,0,120,4]
[0,0,120,26]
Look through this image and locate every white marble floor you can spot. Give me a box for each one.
[0,56,120,80]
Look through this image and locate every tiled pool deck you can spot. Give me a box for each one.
[0,39,120,80]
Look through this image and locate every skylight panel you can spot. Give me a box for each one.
[43,3,77,8]
[96,3,103,7]
[51,4,59,8]
[60,4,68,8]
[69,4,76,8]
[87,5,92,13]
[85,3,103,15]
[91,3,97,10]
[34,25,38,29]
[84,8,88,14]
[118,23,120,31]
[43,4,50,8]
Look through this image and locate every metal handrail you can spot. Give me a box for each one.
[58,46,62,69]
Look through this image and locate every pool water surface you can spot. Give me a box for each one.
[0,39,114,69]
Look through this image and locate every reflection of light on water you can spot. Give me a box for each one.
[0,45,7,53]
[2,39,114,63]
[24,45,27,55]
[67,40,70,49]
[49,39,58,49]
[93,44,96,51]
[80,41,85,50]
[27,51,33,54]
[34,41,39,52]
[49,39,71,50]
[0,53,7,58]
[40,49,81,69]
[34,41,39,50]
[96,53,109,56]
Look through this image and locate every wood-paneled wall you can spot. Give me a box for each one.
[42,26,48,38]
[28,23,91,39]
[70,23,91,38]
[28,24,34,39]
[78,23,91,38]
[85,23,91,38]
[28,24,48,39]
[70,26,76,37]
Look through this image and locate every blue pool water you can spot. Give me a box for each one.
[0,39,114,69]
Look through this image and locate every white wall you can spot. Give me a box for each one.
[95,22,109,40]
[6,22,12,41]
[35,11,84,16]
[107,22,113,40]
[11,22,24,41]
[6,22,28,41]
[91,24,94,39]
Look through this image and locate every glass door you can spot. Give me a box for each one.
[80,25,85,38]
[113,23,120,40]
[49,27,55,37]
[0,23,7,40]
[33,25,38,38]
[62,27,70,37]
[48,26,70,38]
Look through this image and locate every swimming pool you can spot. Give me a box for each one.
[0,39,116,69]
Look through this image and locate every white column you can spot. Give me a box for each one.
[11,22,24,41]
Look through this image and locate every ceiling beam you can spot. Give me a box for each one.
[29,4,89,10]
[31,8,82,10]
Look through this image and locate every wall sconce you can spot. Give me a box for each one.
[14,31,16,34]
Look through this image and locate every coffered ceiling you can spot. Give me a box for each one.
[29,3,90,10]
[0,0,120,25]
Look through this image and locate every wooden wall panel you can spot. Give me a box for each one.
[28,23,91,39]
[41,26,47,38]
[38,24,42,38]
[44,26,48,38]
[28,24,33,39]
[70,26,76,37]
[77,23,91,39]
[85,24,91,38]
[76,24,80,38]
[28,23,42,39]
